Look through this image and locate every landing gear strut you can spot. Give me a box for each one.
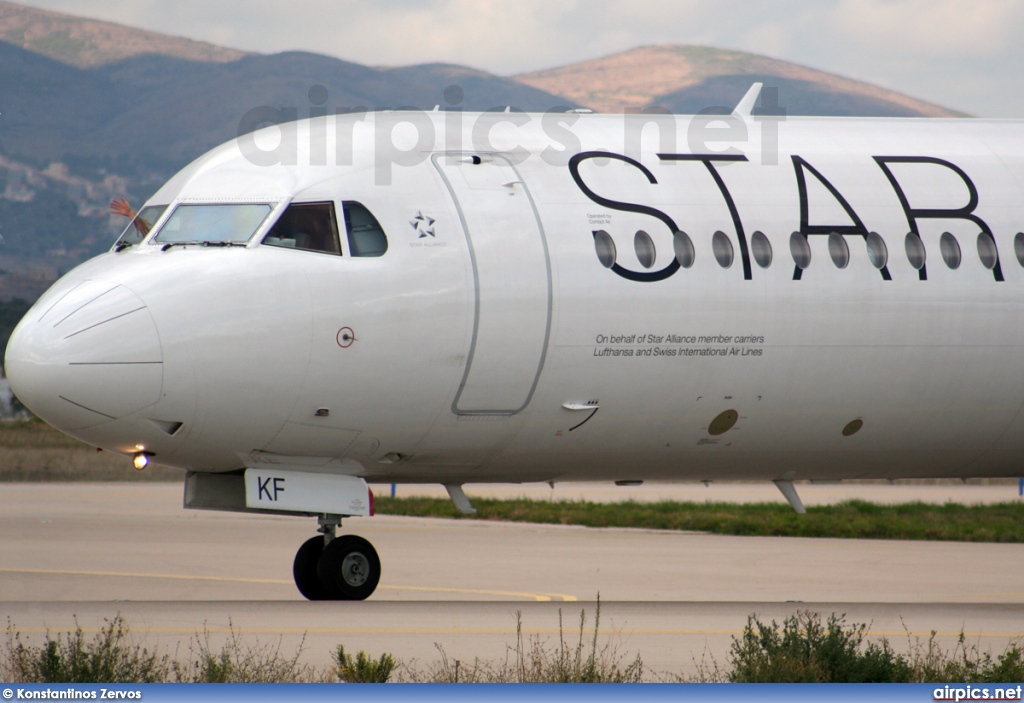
[292,514,381,600]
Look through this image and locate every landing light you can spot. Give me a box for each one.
[132,452,151,471]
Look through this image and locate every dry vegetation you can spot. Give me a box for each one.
[0,419,180,482]
[5,608,1023,683]
[514,44,962,115]
[0,0,248,68]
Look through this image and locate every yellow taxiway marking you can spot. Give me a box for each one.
[379,584,576,601]
[0,567,576,602]
[5,624,1022,639]
[0,567,288,585]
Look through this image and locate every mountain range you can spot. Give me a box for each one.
[0,0,966,303]
[516,44,963,118]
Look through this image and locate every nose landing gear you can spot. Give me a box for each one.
[292,514,381,600]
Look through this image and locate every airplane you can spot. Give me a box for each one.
[6,84,1024,600]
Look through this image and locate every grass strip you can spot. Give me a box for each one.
[0,419,182,481]
[374,496,1024,542]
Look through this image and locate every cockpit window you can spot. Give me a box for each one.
[262,202,341,254]
[344,201,388,257]
[154,204,273,244]
[116,205,167,247]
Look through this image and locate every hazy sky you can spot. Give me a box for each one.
[16,0,1024,117]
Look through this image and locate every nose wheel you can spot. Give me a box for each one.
[292,516,381,600]
[318,535,381,600]
[293,536,330,600]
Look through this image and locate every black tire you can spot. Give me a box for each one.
[317,535,381,601]
[293,536,330,600]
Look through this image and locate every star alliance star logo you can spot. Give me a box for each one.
[410,211,435,238]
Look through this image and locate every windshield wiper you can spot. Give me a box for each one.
[160,241,201,251]
[160,241,247,251]
[114,241,134,253]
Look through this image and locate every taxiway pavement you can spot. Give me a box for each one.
[2,482,1022,678]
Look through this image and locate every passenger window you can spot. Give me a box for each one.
[634,230,656,269]
[790,232,811,269]
[673,231,695,268]
[750,231,772,268]
[866,232,888,269]
[940,232,961,269]
[712,230,734,268]
[905,232,926,270]
[594,230,616,268]
[263,202,341,255]
[344,202,388,257]
[977,233,999,270]
[828,232,849,269]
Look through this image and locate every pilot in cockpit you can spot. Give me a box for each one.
[263,202,341,254]
[110,198,153,236]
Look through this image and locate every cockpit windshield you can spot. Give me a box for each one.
[115,204,167,248]
[153,204,273,245]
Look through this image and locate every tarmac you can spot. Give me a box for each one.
[1,481,1022,678]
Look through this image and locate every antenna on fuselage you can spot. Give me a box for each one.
[773,478,807,514]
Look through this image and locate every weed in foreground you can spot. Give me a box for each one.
[3,616,171,683]
[6,608,1023,683]
[904,629,1024,683]
[728,611,913,682]
[727,611,1024,683]
[2,616,332,684]
[334,645,396,683]
[172,622,327,683]
[401,596,643,683]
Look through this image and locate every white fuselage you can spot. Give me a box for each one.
[7,110,1024,485]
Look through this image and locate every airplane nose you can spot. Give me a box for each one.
[5,280,163,431]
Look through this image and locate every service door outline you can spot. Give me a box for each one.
[432,152,553,416]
